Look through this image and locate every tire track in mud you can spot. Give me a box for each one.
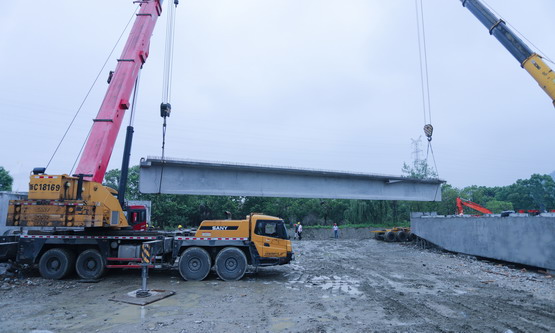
[359,271,470,333]
[456,294,555,332]
[379,261,551,331]
[295,239,555,333]
[286,241,383,332]
[416,279,555,333]
[3,239,554,333]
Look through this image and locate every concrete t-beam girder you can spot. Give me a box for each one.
[139,157,444,202]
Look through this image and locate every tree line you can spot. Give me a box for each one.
[1,165,553,229]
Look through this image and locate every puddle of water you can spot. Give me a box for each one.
[269,316,295,331]
[66,289,203,332]
[110,305,143,324]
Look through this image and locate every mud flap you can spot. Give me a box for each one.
[0,236,18,261]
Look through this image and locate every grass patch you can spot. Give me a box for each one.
[303,221,410,229]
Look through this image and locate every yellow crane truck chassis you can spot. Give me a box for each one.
[2,213,293,282]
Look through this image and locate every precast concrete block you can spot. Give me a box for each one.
[411,215,555,271]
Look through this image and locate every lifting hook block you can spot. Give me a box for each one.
[423,124,433,141]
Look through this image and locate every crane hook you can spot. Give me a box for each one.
[423,124,433,142]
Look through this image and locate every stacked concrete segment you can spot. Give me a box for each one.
[411,214,555,271]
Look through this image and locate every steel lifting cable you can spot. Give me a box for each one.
[414,0,439,178]
[415,0,431,129]
[129,70,142,128]
[158,0,179,194]
[47,6,140,173]
[162,0,178,105]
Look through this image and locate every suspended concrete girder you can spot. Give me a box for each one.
[139,158,444,201]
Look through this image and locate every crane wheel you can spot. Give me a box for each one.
[384,231,396,242]
[38,248,75,280]
[179,247,211,281]
[396,231,408,242]
[215,247,247,281]
[407,232,416,242]
[76,249,105,280]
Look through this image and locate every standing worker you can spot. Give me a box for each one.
[293,223,298,239]
[297,222,303,240]
[333,223,339,239]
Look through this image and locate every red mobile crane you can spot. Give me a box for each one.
[8,0,164,229]
[1,1,293,282]
[456,197,493,215]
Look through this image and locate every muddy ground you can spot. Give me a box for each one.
[1,238,554,333]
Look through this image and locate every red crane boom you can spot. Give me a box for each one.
[75,0,163,183]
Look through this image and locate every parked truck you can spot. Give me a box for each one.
[0,0,293,281]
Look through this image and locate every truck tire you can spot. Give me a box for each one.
[179,247,211,281]
[75,249,105,280]
[39,248,75,280]
[384,231,396,242]
[215,247,247,281]
[396,231,408,242]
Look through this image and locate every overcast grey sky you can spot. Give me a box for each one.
[1,0,554,192]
